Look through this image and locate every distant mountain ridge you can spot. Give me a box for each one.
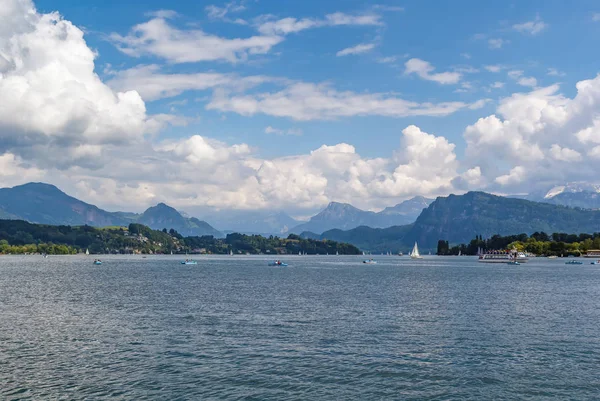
[290,196,433,234]
[138,203,222,237]
[0,183,222,237]
[517,183,600,210]
[200,210,300,236]
[304,192,600,252]
[0,183,130,227]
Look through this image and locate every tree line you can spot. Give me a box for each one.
[437,232,600,256]
[0,220,361,255]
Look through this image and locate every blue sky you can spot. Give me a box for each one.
[33,0,599,158]
[2,0,600,214]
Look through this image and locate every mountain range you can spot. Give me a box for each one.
[198,210,300,236]
[517,182,600,210]
[305,191,600,253]
[2,182,600,250]
[290,196,433,234]
[0,183,222,237]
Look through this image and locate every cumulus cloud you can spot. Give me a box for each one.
[495,166,526,185]
[404,58,462,84]
[464,74,600,192]
[0,1,470,212]
[549,144,582,162]
[207,82,484,120]
[336,43,376,56]
[0,0,165,168]
[110,16,282,64]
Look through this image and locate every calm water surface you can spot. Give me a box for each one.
[2,255,600,399]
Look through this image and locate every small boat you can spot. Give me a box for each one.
[410,242,423,259]
[85,248,89,255]
[547,255,557,259]
[591,260,600,265]
[268,260,288,267]
[181,260,198,265]
[565,260,583,265]
[230,250,233,256]
[363,259,377,264]
[93,259,102,265]
[507,261,520,265]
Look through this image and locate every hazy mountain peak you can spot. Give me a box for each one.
[544,182,600,199]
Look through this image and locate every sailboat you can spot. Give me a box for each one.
[85,248,89,255]
[230,250,233,256]
[410,242,423,259]
[458,250,462,256]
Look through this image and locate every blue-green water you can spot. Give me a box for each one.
[2,255,600,399]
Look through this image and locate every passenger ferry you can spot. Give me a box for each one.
[478,250,528,263]
[584,250,600,258]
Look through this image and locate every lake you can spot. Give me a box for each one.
[2,255,600,399]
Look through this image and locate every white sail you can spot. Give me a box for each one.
[85,248,89,255]
[458,250,461,256]
[410,242,423,259]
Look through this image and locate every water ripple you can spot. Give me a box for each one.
[2,255,600,399]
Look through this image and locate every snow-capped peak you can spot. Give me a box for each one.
[544,186,566,199]
[544,183,600,199]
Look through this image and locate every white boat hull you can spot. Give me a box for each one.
[478,257,528,263]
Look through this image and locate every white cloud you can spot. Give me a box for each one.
[508,70,524,79]
[547,68,566,77]
[107,64,275,101]
[0,0,163,168]
[495,166,526,185]
[485,65,504,73]
[461,53,471,59]
[518,77,538,87]
[377,56,397,64]
[265,126,303,136]
[145,10,179,19]
[464,74,600,193]
[490,82,505,89]
[513,16,548,35]
[110,16,282,64]
[205,1,246,20]
[549,144,582,162]
[507,70,537,87]
[488,38,508,49]
[208,82,483,120]
[468,99,491,110]
[404,58,462,84]
[593,13,600,22]
[256,12,382,36]
[336,43,376,56]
